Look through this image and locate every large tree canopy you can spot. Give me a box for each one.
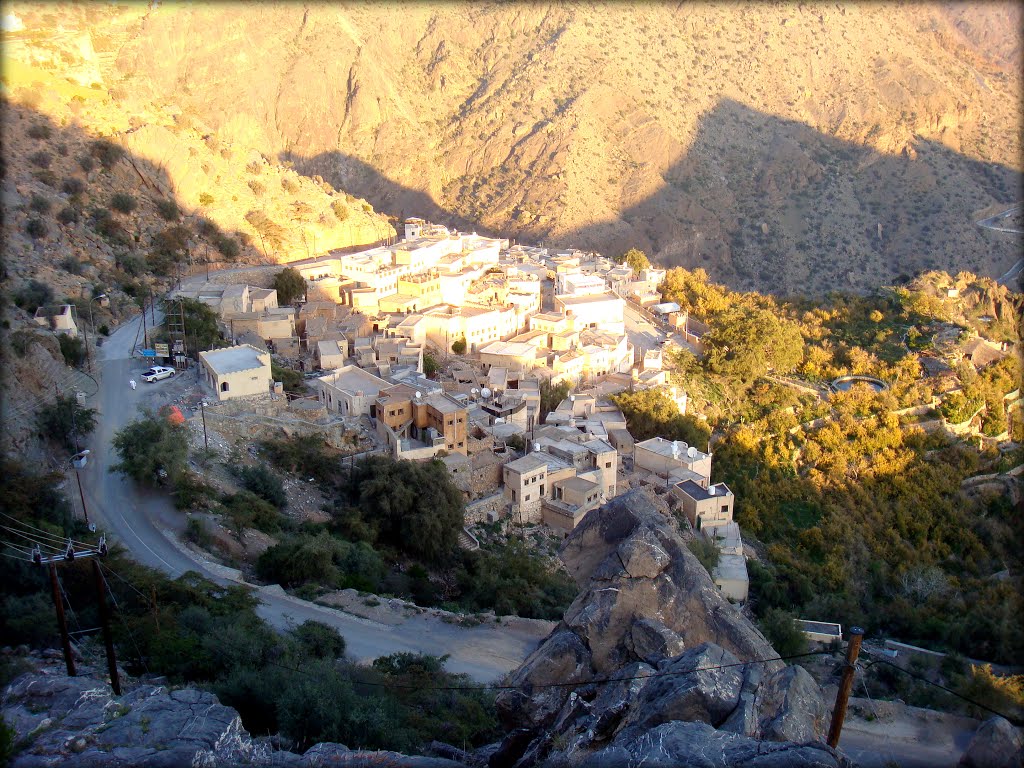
[111,412,189,487]
[273,267,307,305]
[703,305,804,382]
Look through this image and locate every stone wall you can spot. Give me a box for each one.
[465,491,508,524]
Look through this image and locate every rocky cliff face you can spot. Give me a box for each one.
[1,659,462,767]
[491,490,846,767]
[5,1,1020,294]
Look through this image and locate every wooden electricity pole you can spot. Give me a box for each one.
[48,563,76,677]
[827,626,864,748]
[92,560,122,695]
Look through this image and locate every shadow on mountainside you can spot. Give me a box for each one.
[284,98,1022,296]
[3,102,265,294]
[564,98,1023,295]
[279,149,484,238]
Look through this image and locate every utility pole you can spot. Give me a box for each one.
[200,401,208,450]
[92,560,121,695]
[48,563,76,676]
[827,626,864,749]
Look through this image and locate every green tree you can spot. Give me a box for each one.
[13,280,54,312]
[758,608,807,657]
[273,267,306,305]
[704,305,804,382]
[111,412,189,487]
[175,298,224,354]
[110,192,137,213]
[612,388,711,446]
[423,351,441,378]
[539,378,570,422]
[291,620,346,660]
[58,334,87,367]
[619,247,651,274]
[36,395,97,453]
[237,464,287,509]
[451,337,467,355]
[271,362,304,395]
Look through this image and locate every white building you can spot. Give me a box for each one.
[553,292,625,334]
[317,365,391,417]
[199,344,273,401]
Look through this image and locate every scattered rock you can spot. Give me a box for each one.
[959,716,1024,768]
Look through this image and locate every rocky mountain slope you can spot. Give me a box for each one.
[5,1,1020,294]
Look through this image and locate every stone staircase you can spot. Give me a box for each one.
[457,526,480,551]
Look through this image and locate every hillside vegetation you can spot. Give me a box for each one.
[4,1,1020,294]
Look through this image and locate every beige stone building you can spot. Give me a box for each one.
[199,344,273,401]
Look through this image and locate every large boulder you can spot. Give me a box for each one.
[580,721,847,768]
[495,489,833,767]
[959,716,1024,768]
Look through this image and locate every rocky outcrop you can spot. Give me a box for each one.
[493,490,838,767]
[959,716,1024,768]
[1,666,462,768]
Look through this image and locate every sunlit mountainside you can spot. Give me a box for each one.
[6,1,1019,294]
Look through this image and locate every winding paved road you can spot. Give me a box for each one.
[79,313,551,682]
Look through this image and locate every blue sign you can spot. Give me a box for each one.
[141,349,157,357]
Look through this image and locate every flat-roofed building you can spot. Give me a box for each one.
[199,344,272,401]
[317,365,390,417]
[709,522,748,602]
[316,339,348,371]
[634,437,712,482]
[503,452,550,523]
[671,480,734,531]
[554,292,624,334]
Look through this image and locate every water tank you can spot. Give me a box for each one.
[534,442,541,452]
[415,391,422,399]
[709,486,716,496]
[481,387,492,399]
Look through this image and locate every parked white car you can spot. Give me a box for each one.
[141,366,176,382]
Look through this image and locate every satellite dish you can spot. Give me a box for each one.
[481,387,492,398]
[687,446,697,458]
[415,391,422,399]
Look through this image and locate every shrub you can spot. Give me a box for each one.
[29,194,51,214]
[272,267,306,305]
[199,192,215,206]
[757,608,807,657]
[77,155,95,173]
[25,218,48,239]
[331,200,349,222]
[111,192,137,213]
[213,233,239,260]
[58,334,87,367]
[26,123,52,139]
[237,464,288,509]
[111,413,189,487]
[155,198,180,221]
[32,169,57,187]
[99,324,109,336]
[290,621,346,660]
[687,534,720,573]
[29,150,52,168]
[221,491,282,535]
[91,139,124,170]
[60,256,84,275]
[281,177,297,193]
[451,337,467,355]
[62,177,86,196]
[248,179,265,197]
[36,395,97,452]
[246,160,262,175]
[56,206,80,225]
[13,280,54,311]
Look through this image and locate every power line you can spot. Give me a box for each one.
[98,565,149,674]
[0,527,66,554]
[0,511,95,549]
[263,650,834,694]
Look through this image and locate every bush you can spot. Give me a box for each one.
[91,139,124,170]
[213,233,239,260]
[331,200,349,222]
[237,464,288,509]
[199,192,215,206]
[451,337,467,355]
[58,334,87,367]
[36,395,97,452]
[25,218,48,239]
[77,155,94,173]
[757,608,807,657]
[60,256,84,275]
[56,206,80,225]
[29,194,51,213]
[248,179,265,197]
[687,534,720,573]
[26,123,52,139]
[221,491,282,535]
[111,192,137,213]
[13,280,53,311]
[246,160,262,175]
[29,150,52,168]
[423,351,440,378]
[290,621,346,660]
[62,178,86,196]
[273,267,306,305]
[271,362,304,395]
[156,198,180,221]
[33,169,57,187]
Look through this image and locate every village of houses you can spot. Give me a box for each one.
[126,218,751,601]
[34,219,1013,606]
